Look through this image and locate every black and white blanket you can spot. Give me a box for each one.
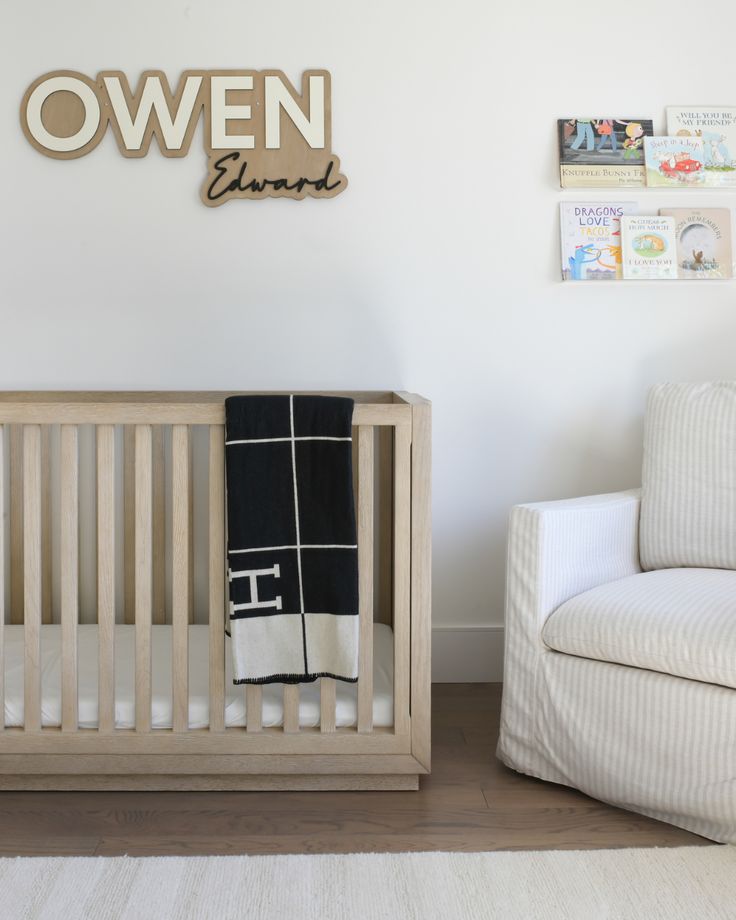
[225,395,359,684]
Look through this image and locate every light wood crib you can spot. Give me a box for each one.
[0,391,431,791]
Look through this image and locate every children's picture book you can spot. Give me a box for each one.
[558,118,655,188]
[644,136,706,187]
[658,208,733,279]
[559,202,637,280]
[666,107,736,187]
[621,216,678,280]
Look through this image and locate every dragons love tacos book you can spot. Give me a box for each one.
[658,208,733,279]
[558,118,654,188]
[560,201,637,280]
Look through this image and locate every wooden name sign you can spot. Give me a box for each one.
[20,69,348,206]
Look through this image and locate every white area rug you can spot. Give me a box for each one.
[0,846,734,920]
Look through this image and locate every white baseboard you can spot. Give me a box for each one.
[431,625,504,683]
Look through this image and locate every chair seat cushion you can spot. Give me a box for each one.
[542,568,736,690]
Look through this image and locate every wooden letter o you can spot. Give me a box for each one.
[21,71,107,159]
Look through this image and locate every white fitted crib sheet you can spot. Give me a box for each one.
[2,623,394,730]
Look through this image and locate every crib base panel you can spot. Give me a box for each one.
[0,773,421,792]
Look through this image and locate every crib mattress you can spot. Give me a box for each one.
[2,623,394,730]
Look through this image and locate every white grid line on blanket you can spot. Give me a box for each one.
[289,395,308,671]
[226,436,352,445]
[229,544,357,555]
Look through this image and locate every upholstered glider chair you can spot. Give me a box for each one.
[498,382,736,843]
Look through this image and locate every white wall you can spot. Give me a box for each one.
[3,0,736,677]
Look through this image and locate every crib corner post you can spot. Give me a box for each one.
[408,396,432,773]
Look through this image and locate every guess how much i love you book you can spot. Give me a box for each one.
[621,216,678,280]
[560,202,637,280]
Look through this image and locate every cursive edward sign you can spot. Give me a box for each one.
[20,69,347,206]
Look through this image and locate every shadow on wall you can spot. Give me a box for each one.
[35,283,407,394]
[546,323,736,504]
[635,326,736,398]
[549,410,644,497]
[510,320,736,509]
[432,517,504,630]
[491,400,642,510]
[177,289,408,393]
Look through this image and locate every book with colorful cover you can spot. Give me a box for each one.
[644,136,705,187]
[658,208,733,279]
[621,216,678,280]
[558,118,654,188]
[666,107,736,187]
[560,202,637,280]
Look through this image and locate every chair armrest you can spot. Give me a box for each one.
[507,489,642,638]
[498,490,641,773]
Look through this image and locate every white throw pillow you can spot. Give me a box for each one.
[640,381,736,571]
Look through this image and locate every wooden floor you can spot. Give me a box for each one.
[0,684,708,856]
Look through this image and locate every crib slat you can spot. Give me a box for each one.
[172,425,190,733]
[23,425,42,733]
[320,678,336,732]
[393,424,411,736]
[123,425,135,625]
[283,684,300,733]
[96,425,115,733]
[152,426,166,625]
[9,425,23,625]
[40,427,52,625]
[377,426,394,627]
[351,429,358,517]
[188,433,195,625]
[246,685,262,732]
[208,426,225,732]
[0,426,5,730]
[409,398,432,771]
[60,426,79,732]
[357,426,374,733]
[135,425,153,733]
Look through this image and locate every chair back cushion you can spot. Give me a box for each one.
[640,381,736,571]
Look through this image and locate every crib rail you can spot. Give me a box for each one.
[0,392,430,782]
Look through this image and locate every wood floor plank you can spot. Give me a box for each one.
[0,683,710,856]
[0,837,100,856]
[0,788,489,837]
[92,820,700,857]
[431,726,466,746]
[432,710,501,734]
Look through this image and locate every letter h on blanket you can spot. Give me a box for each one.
[229,564,283,612]
[224,394,359,685]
